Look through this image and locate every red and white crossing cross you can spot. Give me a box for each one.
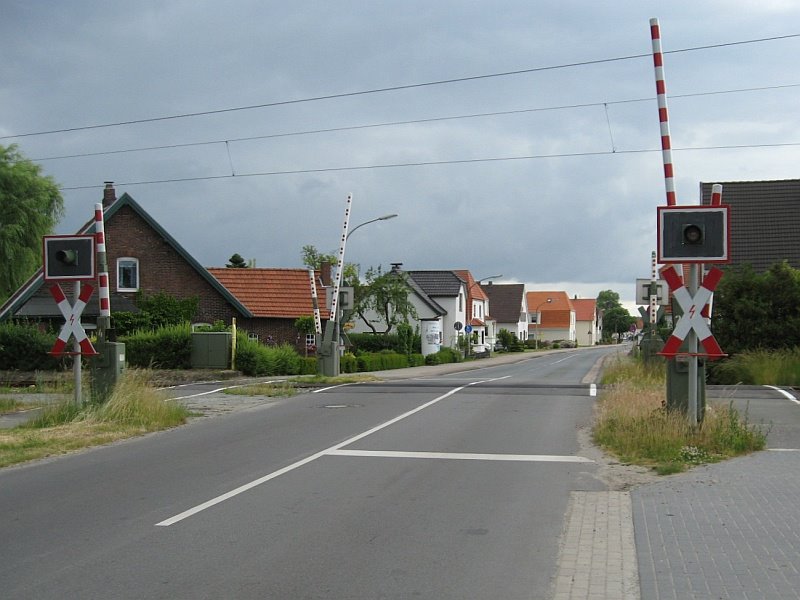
[49,283,98,356]
[660,266,725,358]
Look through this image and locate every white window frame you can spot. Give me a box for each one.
[117,257,139,292]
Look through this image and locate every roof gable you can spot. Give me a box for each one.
[480,283,525,322]
[0,191,252,321]
[407,271,465,297]
[572,298,597,321]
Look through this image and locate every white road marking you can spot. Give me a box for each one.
[590,384,597,397]
[156,377,506,526]
[165,379,288,401]
[326,449,593,463]
[312,383,354,393]
[551,354,578,364]
[764,385,800,405]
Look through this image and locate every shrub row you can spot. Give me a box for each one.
[121,323,193,369]
[0,321,63,371]
[347,331,422,355]
[340,351,425,373]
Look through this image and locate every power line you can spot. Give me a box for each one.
[4,33,799,141]
[30,83,800,162]
[58,141,800,191]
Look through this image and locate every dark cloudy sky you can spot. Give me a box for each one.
[2,1,798,310]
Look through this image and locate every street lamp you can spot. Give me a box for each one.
[534,297,552,350]
[319,212,399,377]
[346,214,398,240]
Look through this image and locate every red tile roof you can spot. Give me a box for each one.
[208,268,330,319]
[526,291,574,328]
[572,298,597,322]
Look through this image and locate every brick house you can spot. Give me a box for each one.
[207,267,330,350]
[700,179,800,272]
[0,184,252,329]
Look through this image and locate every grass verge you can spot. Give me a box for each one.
[594,355,767,475]
[0,369,189,469]
[222,374,380,397]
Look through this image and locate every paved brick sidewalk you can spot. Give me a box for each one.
[631,451,800,599]
[553,491,640,599]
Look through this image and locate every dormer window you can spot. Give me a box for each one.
[117,257,139,292]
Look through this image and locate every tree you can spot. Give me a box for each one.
[353,266,418,334]
[596,289,633,342]
[0,144,64,303]
[301,244,358,285]
[602,306,635,341]
[712,261,800,355]
[597,289,621,313]
[226,253,249,268]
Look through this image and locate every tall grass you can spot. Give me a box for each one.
[594,355,766,474]
[711,349,800,386]
[1,369,189,468]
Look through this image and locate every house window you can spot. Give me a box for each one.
[117,258,139,292]
[306,333,316,348]
[459,293,464,312]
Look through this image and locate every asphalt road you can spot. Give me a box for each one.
[1,345,623,599]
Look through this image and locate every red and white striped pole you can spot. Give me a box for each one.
[650,18,677,206]
[94,203,111,338]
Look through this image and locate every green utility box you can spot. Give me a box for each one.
[666,355,706,422]
[92,341,126,401]
[191,332,232,369]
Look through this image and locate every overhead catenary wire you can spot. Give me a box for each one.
[28,82,800,163]
[3,32,799,141]
[57,141,800,191]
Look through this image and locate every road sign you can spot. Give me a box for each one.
[49,283,98,356]
[453,321,463,331]
[464,324,473,334]
[659,266,725,359]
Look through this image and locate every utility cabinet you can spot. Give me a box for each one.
[191,332,232,369]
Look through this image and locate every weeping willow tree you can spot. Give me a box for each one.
[0,144,64,305]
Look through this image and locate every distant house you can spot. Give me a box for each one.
[0,184,252,329]
[480,283,528,342]
[700,179,800,271]
[406,269,470,350]
[526,291,576,344]
[453,270,496,352]
[348,263,447,355]
[572,298,599,346]
[207,267,329,350]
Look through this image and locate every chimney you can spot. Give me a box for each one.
[390,262,403,273]
[103,182,116,207]
[320,261,332,286]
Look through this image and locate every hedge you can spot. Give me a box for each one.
[0,322,63,371]
[121,323,193,369]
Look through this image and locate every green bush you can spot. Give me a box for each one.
[234,333,304,376]
[112,291,199,336]
[0,321,63,371]
[121,323,192,369]
[356,352,408,372]
[424,347,462,365]
[341,353,358,373]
